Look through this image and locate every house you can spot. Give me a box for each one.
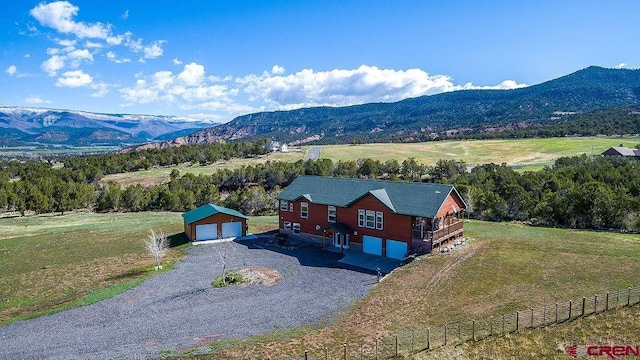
[182,204,248,242]
[277,176,466,259]
[269,141,289,152]
[601,146,640,158]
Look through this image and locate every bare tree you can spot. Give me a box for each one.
[465,187,475,220]
[145,229,169,270]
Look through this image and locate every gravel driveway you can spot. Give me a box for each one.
[0,237,376,359]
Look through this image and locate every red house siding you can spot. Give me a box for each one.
[436,191,466,218]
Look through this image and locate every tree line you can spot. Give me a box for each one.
[0,143,638,232]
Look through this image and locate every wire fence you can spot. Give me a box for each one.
[292,286,640,360]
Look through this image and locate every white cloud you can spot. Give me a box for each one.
[24,53,31,58]
[25,96,52,104]
[67,48,93,62]
[121,9,129,20]
[55,70,93,87]
[106,51,131,64]
[617,63,627,69]
[30,1,111,39]
[90,82,110,97]
[178,62,205,86]
[85,41,102,48]
[6,65,17,76]
[462,79,528,90]
[172,58,183,65]
[41,55,65,76]
[143,40,165,59]
[271,65,285,74]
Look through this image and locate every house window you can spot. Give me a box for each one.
[366,210,375,229]
[289,203,293,212]
[292,222,300,233]
[280,200,288,211]
[376,211,383,230]
[283,221,291,230]
[358,209,365,227]
[328,206,337,223]
[301,202,309,219]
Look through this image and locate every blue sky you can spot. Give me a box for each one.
[1,0,638,122]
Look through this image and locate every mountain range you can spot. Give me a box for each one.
[151,66,640,147]
[0,106,215,146]
[3,66,640,149]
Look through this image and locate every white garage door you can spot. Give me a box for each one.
[195,224,218,241]
[221,222,243,238]
[362,235,383,256]
[386,239,408,260]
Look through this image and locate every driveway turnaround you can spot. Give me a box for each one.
[0,238,377,359]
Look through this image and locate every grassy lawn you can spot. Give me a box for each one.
[189,220,640,359]
[0,211,187,325]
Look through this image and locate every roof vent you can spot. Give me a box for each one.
[435,190,441,194]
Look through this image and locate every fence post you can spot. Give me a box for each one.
[628,287,632,306]
[375,338,378,360]
[395,334,398,357]
[555,303,558,323]
[360,341,364,360]
[472,320,476,342]
[516,312,519,331]
[581,297,586,316]
[569,300,572,320]
[304,350,308,360]
[543,305,546,328]
[606,292,610,311]
[444,324,448,346]
[343,343,347,360]
[594,294,598,314]
[502,314,505,334]
[490,316,494,336]
[325,346,328,360]
[411,331,414,355]
[426,327,430,350]
[530,308,534,328]
[616,289,620,308]
[457,322,461,343]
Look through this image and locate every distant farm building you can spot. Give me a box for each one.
[182,204,248,242]
[269,141,288,152]
[601,145,640,158]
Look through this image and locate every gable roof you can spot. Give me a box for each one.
[602,146,640,157]
[182,204,248,224]
[278,176,466,218]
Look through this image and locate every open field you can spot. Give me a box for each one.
[188,220,640,359]
[0,211,278,326]
[317,135,640,169]
[0,145,120,159]
[100,136,640,187]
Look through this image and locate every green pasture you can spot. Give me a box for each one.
[191,220,640,359]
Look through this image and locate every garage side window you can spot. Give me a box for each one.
[280,200,288,211]
[328,206,336,223]
[300,202,309,219]
[358,209,365,227]
[292,222,300,233]
[283,221,291,230]
[365,210,375,228]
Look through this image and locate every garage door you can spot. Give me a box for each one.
[221,222,243,238]
[195,224,218,241]
[362,235,383,256]
[386,239,408,260]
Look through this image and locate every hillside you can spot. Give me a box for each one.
[165,66,640,146]
[0,106,215,146]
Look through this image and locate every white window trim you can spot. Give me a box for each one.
[328,206,337,223]
[280,200,288,211]
[365,210,375,229]
[358,209,365,227]
[376,211,383,230]
[289,203,293,212]
[300,202,309,219]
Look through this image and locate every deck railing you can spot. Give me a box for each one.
[412,220,464,243]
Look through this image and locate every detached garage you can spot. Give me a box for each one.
[182,204,248,242]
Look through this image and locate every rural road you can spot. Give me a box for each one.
[0,238,376,359]
[306,146,320,160]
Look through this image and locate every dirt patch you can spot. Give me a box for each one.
[237,267,282,286]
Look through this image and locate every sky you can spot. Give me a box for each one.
[1,0,639,123]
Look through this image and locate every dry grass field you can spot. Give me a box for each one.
[187,220,640,359]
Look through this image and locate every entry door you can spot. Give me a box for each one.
[333,233,349,248]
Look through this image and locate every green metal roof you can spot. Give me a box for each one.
[278,176,465,218]
[182,204,248,224]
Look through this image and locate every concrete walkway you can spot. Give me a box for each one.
[327,247,403,274]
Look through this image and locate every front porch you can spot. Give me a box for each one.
[411,218,464,253]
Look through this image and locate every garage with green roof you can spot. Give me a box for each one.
[182,204,248,242]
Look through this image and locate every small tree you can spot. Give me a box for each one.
[145,229,169,270]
